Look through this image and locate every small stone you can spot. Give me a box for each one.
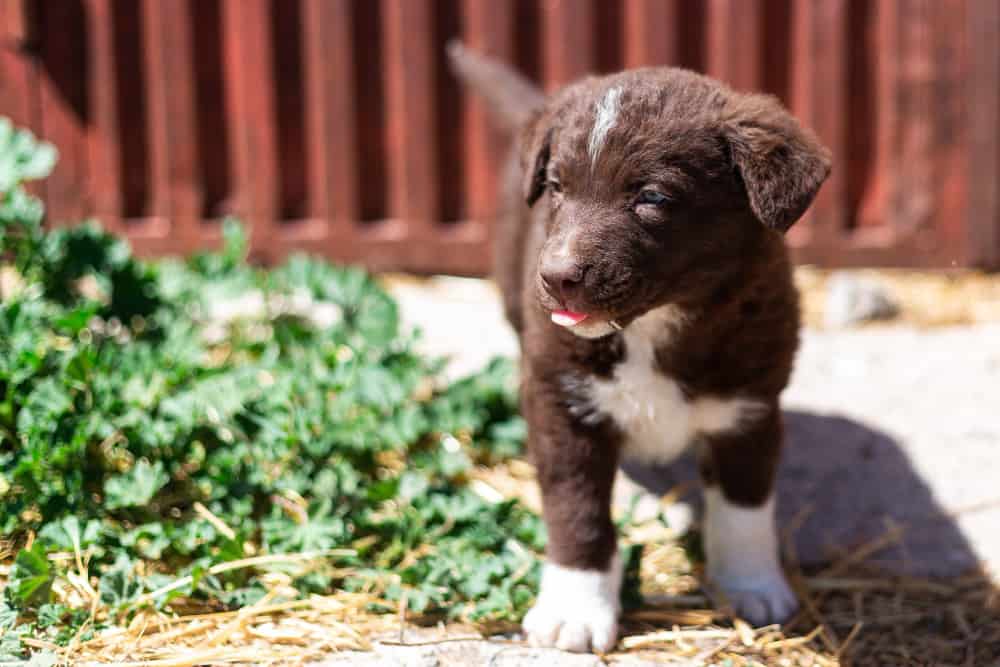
[824,272,899,328]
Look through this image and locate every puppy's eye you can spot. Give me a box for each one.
[547,179,563,194]
[636,189,670,207]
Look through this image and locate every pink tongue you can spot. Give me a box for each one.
[551,310,589,327]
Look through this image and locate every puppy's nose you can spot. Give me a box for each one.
[540,259,587,304]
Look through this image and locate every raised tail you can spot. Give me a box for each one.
[446,41,545,133]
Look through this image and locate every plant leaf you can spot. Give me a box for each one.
[7,544,54,609]
[104,461,169,510]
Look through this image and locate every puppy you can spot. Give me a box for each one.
[449,44,831,653]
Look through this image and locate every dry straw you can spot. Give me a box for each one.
[13,467,1000,666]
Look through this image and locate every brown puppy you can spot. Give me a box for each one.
[450,44,831,653]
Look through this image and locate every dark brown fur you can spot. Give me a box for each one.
[449,45,831,573]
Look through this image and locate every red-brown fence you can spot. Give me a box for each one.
[2,0,998,273]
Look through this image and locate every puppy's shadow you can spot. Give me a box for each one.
[620,410,979,577]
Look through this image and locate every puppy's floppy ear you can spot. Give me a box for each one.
[519,110,553,207]
[723,93,832,232]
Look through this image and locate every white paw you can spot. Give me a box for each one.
[523,555,622,653]
[702,489,798,625]
[710,571,799,626]
[523,597,619,653]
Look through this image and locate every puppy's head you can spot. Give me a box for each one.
[520,69,831,338]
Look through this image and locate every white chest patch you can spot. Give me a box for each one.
[587,306,767,465]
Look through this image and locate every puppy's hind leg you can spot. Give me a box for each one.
[699,405,798,626]
[522,380,623,653]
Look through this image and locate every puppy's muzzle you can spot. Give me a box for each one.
[540,258,588,306]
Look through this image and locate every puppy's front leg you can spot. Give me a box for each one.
[700,405,798,626]
[522,386,622,653]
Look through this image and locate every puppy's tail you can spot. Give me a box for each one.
[447,41,544,133]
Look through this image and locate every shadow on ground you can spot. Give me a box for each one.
[622,410,979,577]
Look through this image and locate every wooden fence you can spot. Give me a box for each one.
[1,0,998,273]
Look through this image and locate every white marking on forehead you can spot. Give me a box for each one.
[588,87,622,166]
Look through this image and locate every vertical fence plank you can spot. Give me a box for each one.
[966,0,1000,268]
[926,0,968,263]
[222,0,278,258]
[300,0,358,233]
[138,0,170,233]
[324,0,360,227]
[36,0,89,223]
[0,1,41,204]
[84,0,122,229]
[891,0,935,238]
[541,0,593,88]
[383,0,439,231]
[142,0,201,244]
[0,0,29,45]
[855,0,897,232]
[298,0,359,237]
[0,0,37,133]
[622,0,681,68]
[788,0,849,248]
[461,0,513,232]
[705,0,762,91]
[0,46,36,131]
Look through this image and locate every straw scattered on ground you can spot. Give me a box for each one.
[38,462,999,667]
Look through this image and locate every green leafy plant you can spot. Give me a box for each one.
[0,117,538,659]
[0,118,55,280]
